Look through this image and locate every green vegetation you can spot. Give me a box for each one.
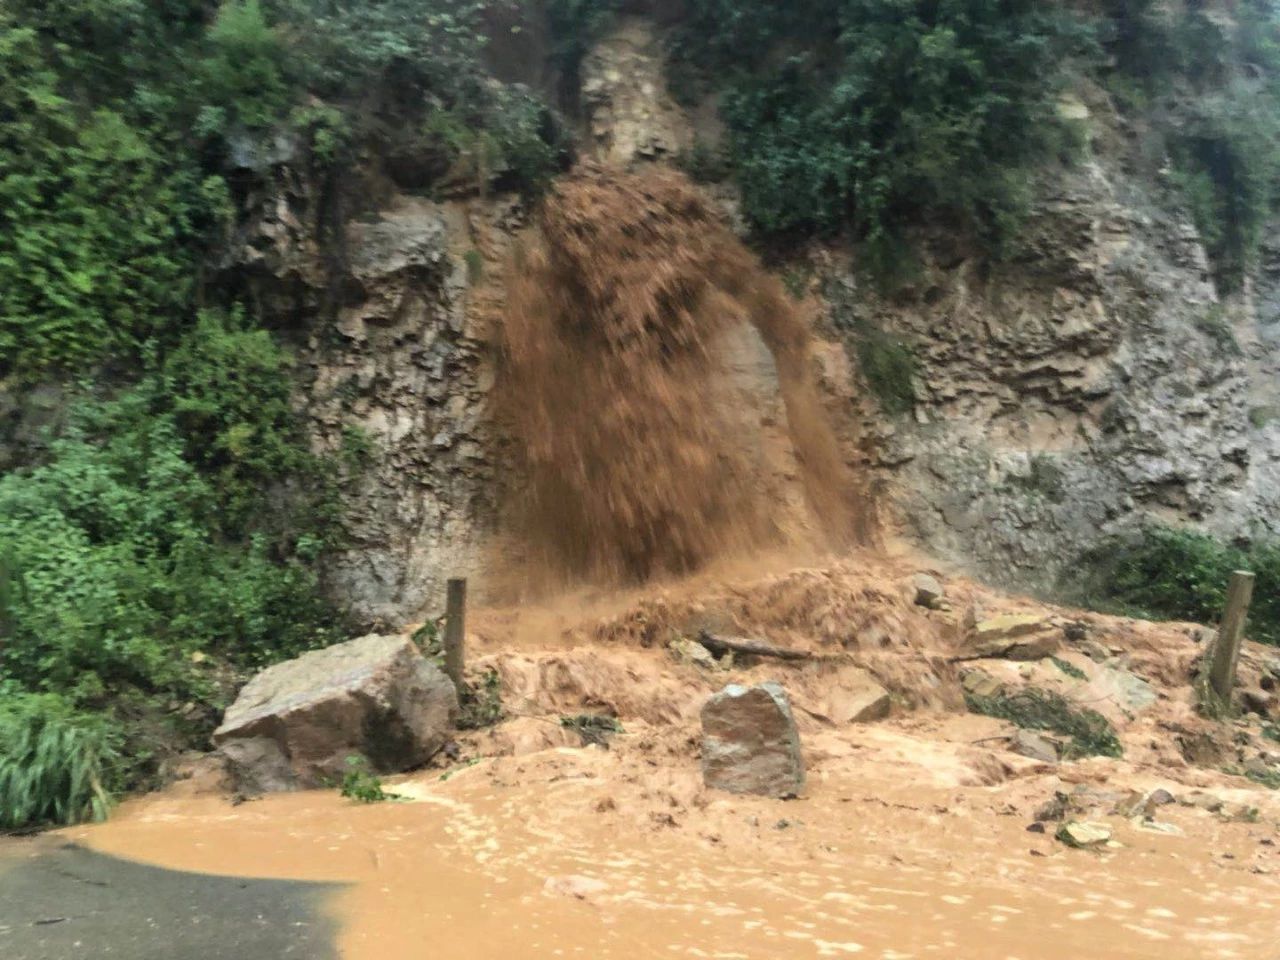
[0,691,121,829]
[964,688,1123,759]
[1051,657,1087,682]
[1104,0,1280,294]
[851,320,916,415]
[560,713,624,746]
[339,756,400,803]
[672,0,1084,276]
[1073,526,1280,646]
[457,669,505,730]
[0,313,344,823]
[1244,766,1280,790]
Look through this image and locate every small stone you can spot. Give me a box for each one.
[1111,789,1147,818]
[912,573,945,609]
[1241,688,1277,718]
[1079,639,1113,663]
[1179,791,1225,813]
[1147,788,1176,807]
[1056,821,1112,849]
[1137,820,1183,836]
[1009,729,1059,764]
[543,875,608,901]
[1034,792,1070,822]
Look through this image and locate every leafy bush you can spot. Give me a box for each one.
[0,314,345,827]
[0,692,121,829]
[673,0,1083,273]
[0,21,207,375]
[1072,526,1280,646]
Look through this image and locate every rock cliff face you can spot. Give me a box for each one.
[829,118,1280,590]
[220,138,522,623]
[220,14,1280,622]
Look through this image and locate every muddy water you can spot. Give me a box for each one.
[493,164,867,592]
[67,753,1278,960]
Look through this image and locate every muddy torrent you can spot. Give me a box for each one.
[494,164,869,588]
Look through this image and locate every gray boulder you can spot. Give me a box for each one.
[214,634,458,792]
[701,682,805,798]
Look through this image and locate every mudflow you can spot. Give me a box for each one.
[493,163,868,589]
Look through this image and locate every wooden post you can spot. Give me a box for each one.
[1209,570,1255,704]
[444,578,467,691]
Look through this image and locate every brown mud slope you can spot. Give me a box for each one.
[494,164,868,590]
[71,553,1280,960]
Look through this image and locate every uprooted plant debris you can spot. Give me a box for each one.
[965,688,1123,759]
[560,714,624,747]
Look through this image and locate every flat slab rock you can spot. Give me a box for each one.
[701,682,805,798]
[214,634,457,793]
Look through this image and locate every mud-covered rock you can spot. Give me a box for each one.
[215,634,458,792]
[701,682,805,798]
[912,572,945,608]
[1009,729,1059,764]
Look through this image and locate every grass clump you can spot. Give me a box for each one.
[0,693,121,830]
[1244,766,1280,791]
[1051,657,1088,682]
[965,688,1122,759]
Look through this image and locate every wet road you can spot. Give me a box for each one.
[0,838,341,960]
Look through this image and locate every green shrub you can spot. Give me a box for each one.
[339,756,400,803]
[852,320,916,415]
[1104,1,1280,294]
[0,23,205,375]
[673,0,1083,273]
[0,692,121,829]
[1072,526,1280,646]
[200,0,292,133]
[0,314,345,819]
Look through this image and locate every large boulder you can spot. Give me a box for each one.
[214,634,457,793]
[701,682,805,798]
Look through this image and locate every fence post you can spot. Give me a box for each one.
[1209,570,1255,705]
[444,578,467,691]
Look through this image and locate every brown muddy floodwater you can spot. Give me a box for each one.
[63,741,1280,960]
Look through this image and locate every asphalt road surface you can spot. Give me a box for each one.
[0,838,341,960]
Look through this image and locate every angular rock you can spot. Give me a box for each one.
[670,637,717,670]
[806,667,891,725]
[1147,788,1176,808]
[912,573,945,608]
[964,614,1060,660]
[961,668,1004,699]
[1009,729,1059,764]
[972,614,1047,643]
[701,682,805,798]
[1077,664,1158,723]
[215,634,458,792]
[1056,820,1112,849]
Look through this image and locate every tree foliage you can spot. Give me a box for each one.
[1104,0,1280,293]
[673,0,1082,274]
